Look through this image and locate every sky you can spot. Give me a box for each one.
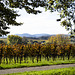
[8,7,69,35]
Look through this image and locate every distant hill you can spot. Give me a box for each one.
[15,33,51,38]
[15,33,34,37]
[0,33,69,40]
[33,34,51,37]
[15,33,70,40]
[0,33,52,39]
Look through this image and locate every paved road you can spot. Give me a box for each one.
[0,64,75,74]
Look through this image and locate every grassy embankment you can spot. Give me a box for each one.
[2,67,75,75]
[0,57,75,69]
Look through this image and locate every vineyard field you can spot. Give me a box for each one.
[0,43,75,69]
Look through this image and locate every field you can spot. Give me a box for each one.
[0,38,47,44]
[2,67,75,75]
[0,38,75,75]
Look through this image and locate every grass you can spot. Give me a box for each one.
[2,67,75,75]
[0,57,75,69]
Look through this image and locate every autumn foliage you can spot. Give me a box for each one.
[0,43,75,64]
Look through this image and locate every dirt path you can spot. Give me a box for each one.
[0,64,75,74]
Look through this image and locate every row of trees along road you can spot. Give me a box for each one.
[0,0,75,38]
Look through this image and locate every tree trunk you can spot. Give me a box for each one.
[14,57,16,64]
[24,57,26,63]
[6,57,8,64]
[9,58,12,64]
[20,57,22,64]
[3,57,5,64]
[39,55,41,61]
[47,56,49,61]
[37,56,39,63]
[17,56,19,63]
[68,55,70,60]
[52,56,55,61]
[63,55,64,60]
[32,57,34,63]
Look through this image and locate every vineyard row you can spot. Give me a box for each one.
[0,43,75,64]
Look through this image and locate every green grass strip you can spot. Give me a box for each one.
[0,58,75,69]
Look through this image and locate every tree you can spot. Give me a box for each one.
[22,37,28,44]
[48,36,57,44]
[48,34,70,44]
[0,0,47,36]
[0,0,22,36]
[46,0,75,37]
[7,35,22,45]
[56,34,70,44]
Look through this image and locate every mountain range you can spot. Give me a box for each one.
[0,33,69,39]
[15,33,51,38]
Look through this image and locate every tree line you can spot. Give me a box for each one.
[3,34,70,45]
[0,43,75,64]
